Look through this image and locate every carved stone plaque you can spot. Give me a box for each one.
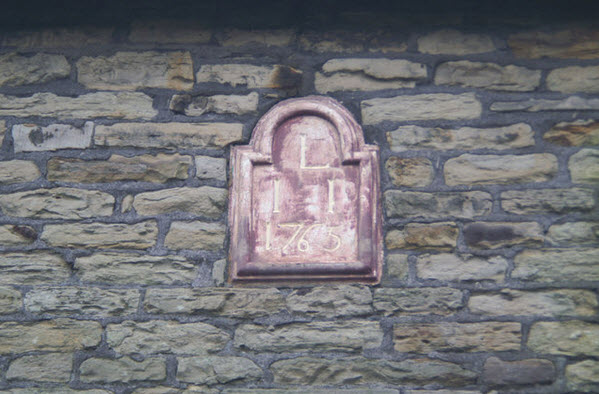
[229,96,382,283]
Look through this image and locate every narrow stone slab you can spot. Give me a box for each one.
[80,357,166,383]
[491,96,599,112]
[374,287,463,316]
[133,187,226,217]
[464,222,544,249]
[482,357,555,386]
[566,360,599,392]
[0,160,40,184]
[529,321,599,356]
[418,29,495,55]
[547,65,599,93]
[299,31,371,53]
[501,188,594,214]
[2,27,113,48]
[6,353,72,382]
[177,356,262,385]
[513,248,599,283]
[286,285,373,317]
[385,157,433,187]
[129,20,211,44]
[0,53,70,86]
[164,221,225,250]
[509,29,599,59]
[0,252,70,285]
[435,61,541,91]
[385,190,492,219]
[13,122,93,152]
[547,222,599,245]
[42,221,158,249]
[170,92,259,116]
[0,225,36,246]
[569,149,599,184]
[416,254,508,282]
[0,287,21,314]
[197,64,302,89]
[544,119,599,146]
[386,222,458,251]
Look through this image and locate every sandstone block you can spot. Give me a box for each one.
[0,160,40,184]
[491,96,599,112]
[94,122,243,149]
[547,222,599,245]
[416,254,508,282]
[385,191,492,219]
[469,289,598,317]
[164,221,225,250]
[223,390,398,394]
[286,285,372,317]
[42,221,158,249]
[482,357,555,386]
[299,31,368,53]
[218,29,294,47]
[0,252,70,285]
[374,287,463,316]
[2,27,113,48]
[2,388,112,394]
[386,222,458,251]
[0,53,69,86]
[544,119,599,146]
[77,51,194,90]
[464,221,544,249]
[79,357,166,383]
[212,259,226,286]
[385,157,433,187]
[316,72,416,92]
[435,61,540,91]
[12,122,93,152]
[197,64,301,89]
[0,225,36,246]
[509,29,599,59]
[195,156,227,181]
[501,188,594,214]
[394,322,521,352]
[566,360,599,392]
[107,320,229,355]
[177,356,262,385]
[387,254,409,280]
[7,353,72,382]
[362,93,481,124]
[528,321,599,356]
[129,20,211,44]
[547,65,599,93]
[170,92,258,116]
[418,30,495,55]
[133,187,226,217]
[0,287,21,314]
[569,148,599,183]
[513,248,599,283]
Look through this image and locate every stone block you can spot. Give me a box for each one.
[385,191,492,219]
[0,53,69,86]
[374,287,463,316]
[212,259,226,286]
[509,29,599,59]
[0,225,37,246]
[464,221,544,249]
[435,61,540,91]
[418,29,495,54]
[286,285,372,317]
[79,357,166,383]
[2,27,113,48]
[544,119,599,146]
[12,122,93,152]
[6,353,72,382]
[482,357,555,386]
[133,187,226,217]
[547,222,599,245]
[164,221,225,250]
[385,157,433,187]
[42,221,158,249]
[170,92,258,116]
[195,156,227,181]
[0,252,70,285]
[129,20,211,44]
[566,360,599,392]
[0,160,40,184]
[0,287,21,314]
[528,321,599,356]
[416,254,508,282]
[501,188,594,214]
[569,148,599,183]
[177,356,262,385]
[386,222,458,251]
[218,29,294,47]
[197,64,301,89]
[491,96,599,112]
[386,254,409,280]
[299,31,369,53]
[513,248,599,283]
[547,65,599,93]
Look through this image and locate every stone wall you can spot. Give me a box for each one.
[0,10,598,394]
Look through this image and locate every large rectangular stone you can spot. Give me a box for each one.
[463,222,544,249]
[501,188,594,214]
[566,360,599,392]
[0,252,70,285]
[544,119,599,146]
[42,221,158,249]
[80,357,166,383]
[547,222,599,245]
[569,148,599,184]
[0,160,40,184]
[177,356,262,385]
[491,96,599,112]
[435,61,541,91]
[133,187,226,217]
[513,248,599,283]
[170,92,259,116]
[416,254,508,282]
[386,157,434,187]
[508,29,599,59]
[197,64,302,89]
[12,122,93,152]
[528,321,599,356]
[0,225,36,246]
[164,221,225,250]
[385,191,492,219]
[6,353,72,382]
[218,29,294,47]
[374,288,463,316]
[386,222,458,251]
[285,285,373,317]
[418,29,495,55]
[129,20,211,44]
[547,65,599,93]
[0,53,70,86]
[2,27,113,48]
[482,357,555,387]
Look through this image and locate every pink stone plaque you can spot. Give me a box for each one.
[229,96,382,283]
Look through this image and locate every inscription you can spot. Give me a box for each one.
[265,222,342,254]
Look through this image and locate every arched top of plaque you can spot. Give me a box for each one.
[229,95,382,284]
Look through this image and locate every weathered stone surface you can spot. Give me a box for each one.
[1,389,111,394]
[0,287,21,314]
[0,92,156,119]
[513,248,599,283]
[107,320,229,355]
[177,356,262,385]
[547,65,599,93]
[509,29,599,59]
[129,20,211,44]
[287,285,372,317]
[386,222,458,251]
[271,357,476,386]
[224,390,398,394]
[0,252,70,285]
[6,353,72,382]
[547,222,599,245]
[2,27,113,48]
[464,222,544,249]
[48,154,191,183]
[387,254,409,280]
[528,321,599,356]
[170,92,258,116]
[0,53,69,86]
[386,157,433,187]
[94,122,243,149]
[133,187,226,217]
[42,221,158,249]
[387,123,534,151]
[235,321,382,352]
[394,322,521,352]
[385,191,492,219]
[544,119,599,146]
[144,288,285,318]
[435,61,541,91]
[0,225,36,246]
[12,122,93,152]
[407,391,479,394]
[0,318,101,354]
[316,72,415,92]
[197,64,302,89]
[501,188,594,214]
[75,252,196,285]
[445,154,557,185]
[24,287,139,316]
[299,31,368,53]
[491,96,599,112]
[469,289,598,317]
[569,148,599,183]
[418,30,495,55]
[362,93,481,124]
[80,357,166,383]
[417,254,508,282]
[566,360,599,392]
[195,156,227,181]
[374,288,463,316]
[482,357,555,386]
[212,259,226,286]
[0,188,113,219]
[218,29,294,47]
[0,120,5,146]
[164,221,225,250]
[77,51,194,91]
[0,160,40,184]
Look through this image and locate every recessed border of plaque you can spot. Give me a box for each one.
[228,96,382,284]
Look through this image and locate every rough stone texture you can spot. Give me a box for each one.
[133,187,226,217]
[144,288,285,318]
[299,31,371,53]
[362,93,481,124]
[394,322,521,352]
[0,252,70,285]
[286,286,372,317]
[79,357,166,383]
[223,390,397,394]
[464,222,544,249]
[0,318,101,354]
[195,156,227,181]
[374,288,463,316]
[0,120,5,146]
[271,357,476,386]
[0,160,40,184]
[212,259,226,286]
[528,321,599,356]
[386,222,458,251]
[177,356,262,385]
[387,254,409,280]
[544,119,599,146]
[469,289,598,317]
[0,92,156,119]
[387,123,534,151]
[234,321,382,352]
[75,252,197,285]
[386,157,434,187]
[444,154,557,185]
[129,20,211,44]
[513,248,599,283]
[566,360,599,392]
[48,154,191,183]
[2,27,113,48]
[491,96,599,112]
[218,29,294,47]
[435,61,541,91]
[12,122,93,152]
[547,65,599,93]
[569,148,599,183]
[164,221,225,250]
[106,320,229,355]
[1,389,111,394]
[416,254,508,282]
[24,287,139,317]
[197,64,302,89]
[547,222,599,245]
[0,287,21,315]
[0,53,69,86]
[418,30,495,54]
[94,122,243,149]
[42,221,158,249]
[77,51,194,91]
[501,188,595,214]
[385,191,492,219]
[6,353,72,382]
[0,225,36,246]
[170,93,258,116]
[482,357,555,386]
[316,72,416,92]
[509,29,599,59]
